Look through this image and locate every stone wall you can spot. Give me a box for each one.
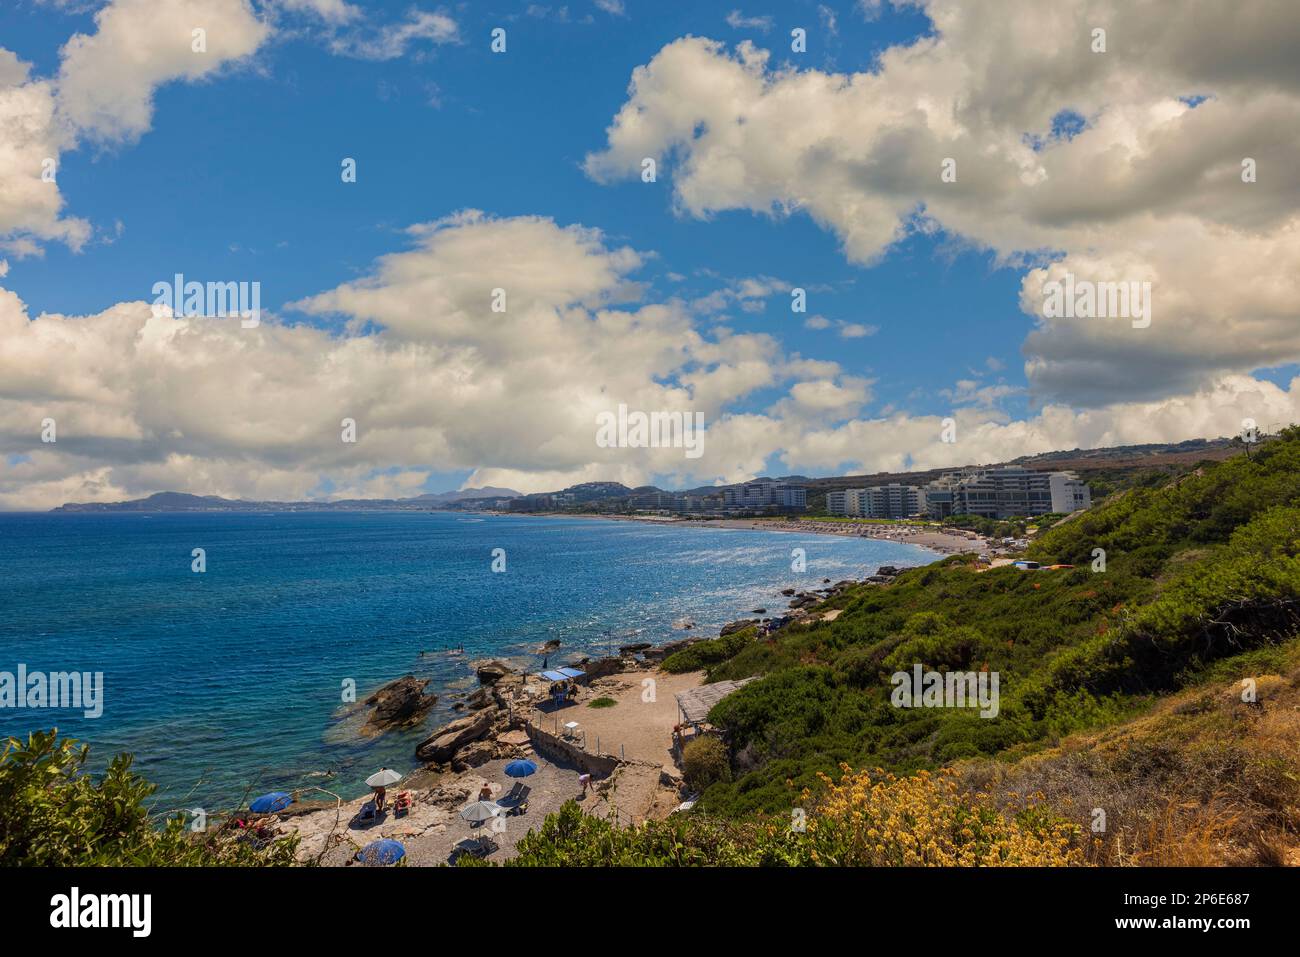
[525,723,622,777]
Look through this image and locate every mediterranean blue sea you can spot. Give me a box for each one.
[0,511,935,811]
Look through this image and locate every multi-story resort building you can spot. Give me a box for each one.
[827,470,1091,521]
[723,481,807,511]
[1048,471,1092,513]
[924,467,1091,520]
[827,484,927,519]
[826,488,863,516]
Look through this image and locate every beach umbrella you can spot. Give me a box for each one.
[249,791,293,813]
[365,768,403,788]
[356,839,406,867]
[504,759,537,778]
[459,800,503,823]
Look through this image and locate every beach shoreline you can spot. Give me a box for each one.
[494,509,989,557]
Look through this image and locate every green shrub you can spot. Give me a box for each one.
[662,627,758,674]
[682,736,732,791]
[588,697,617,708]
[0,730,299,866]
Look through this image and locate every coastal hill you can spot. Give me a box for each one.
[50,487,521,513]
[478,427,1297,865]
[613,426,1299,864]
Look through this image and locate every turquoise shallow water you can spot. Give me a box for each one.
[0,511,936,811]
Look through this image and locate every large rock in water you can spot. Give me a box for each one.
[363,675,437,733]
[415,708,497,763]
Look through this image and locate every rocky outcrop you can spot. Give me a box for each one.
[362,675,437,734]
[580,656,624,679]
[475,661,511,684]
[426,784,471,809]
[643,636,704,661]
[618,642,653,654]
[415,707,496,763]
[720,618,759,636]
[465,687,494,710]
[451,739,498,771]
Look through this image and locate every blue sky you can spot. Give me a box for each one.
[3,0,1024,420]
[1,1,1297,506]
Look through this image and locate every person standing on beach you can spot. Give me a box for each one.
[578,772,592,797]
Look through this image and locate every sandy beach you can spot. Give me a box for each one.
[706,518,987,555]
[507,510,990,556]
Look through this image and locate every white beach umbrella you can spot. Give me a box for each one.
[459,800,503,823]
[365,768,403,788]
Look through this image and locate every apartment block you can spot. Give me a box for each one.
[826,484,926,519]
[723,480,807,511]
[925,468,1091,520]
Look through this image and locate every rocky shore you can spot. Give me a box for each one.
[258,560,928,863]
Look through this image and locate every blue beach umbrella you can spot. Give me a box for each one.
[249,791,293,813]
[357,839,406,866]
[504,760,537,778]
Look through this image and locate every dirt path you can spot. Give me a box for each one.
[533,668,704,768]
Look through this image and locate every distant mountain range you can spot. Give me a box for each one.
[50,487,520,513]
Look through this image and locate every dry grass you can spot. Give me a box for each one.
[959,649,1300,866]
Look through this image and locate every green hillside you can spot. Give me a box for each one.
[683,430,1300,817]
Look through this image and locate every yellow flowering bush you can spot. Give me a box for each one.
[803,765,1084,866]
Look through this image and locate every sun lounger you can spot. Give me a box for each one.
[497,783,531,814]
[496,782,524,805]
[393,791,412,816]
[450,836,499,864]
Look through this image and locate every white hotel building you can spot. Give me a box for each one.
[826,483,928,519]
[923,467,1091,520]
[827,470,1091,521]
[723,481,807,510]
